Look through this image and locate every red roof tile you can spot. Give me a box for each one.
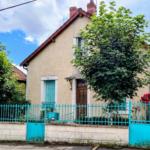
[20,8,92,66]
[12,65,26,82]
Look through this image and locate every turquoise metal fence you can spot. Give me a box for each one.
[0,103,130,125]
[129,101,150,146]
[0,104,28,122]
[130,101,150,124]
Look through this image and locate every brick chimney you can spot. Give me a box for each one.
[69,6,78,18]
[87,0,97,14]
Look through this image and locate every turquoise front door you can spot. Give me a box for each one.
[45,80,55,107]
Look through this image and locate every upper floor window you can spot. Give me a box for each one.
[76,37,88,56]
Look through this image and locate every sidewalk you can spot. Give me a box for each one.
[0,143,145,150]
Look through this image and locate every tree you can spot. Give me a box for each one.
[0,41,30,104]
[72,1,150,103]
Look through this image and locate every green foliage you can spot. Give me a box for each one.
[72,1,150,103]
[0,41,30,104]
[76,115,129,126]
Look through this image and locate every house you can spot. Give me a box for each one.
[12,65,26,87]
[20,1,149,109]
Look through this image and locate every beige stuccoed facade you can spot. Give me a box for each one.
[26,15,149,106]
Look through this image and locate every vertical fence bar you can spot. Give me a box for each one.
[125,103,126,126]
[121,104,123,125]
[134,102,136,123]
[98,104,100,125]
[27,104,29,123]
[15,104,17,122]
[88,104,89,124]
[108,105,109,125]
[45,103,46,123]
[91,104,93,125]
[58,104,60,123]
[105,104,106,125]
[70,104,71,123]
[102,104,103,124]
[129,101,131,126]
[0,105,1,121]
[95,105,96,124]
[62,104,63,122]
[115,104,116,125]
[141,102,142,123]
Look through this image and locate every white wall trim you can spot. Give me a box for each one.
[41,76,58,81]
[72,79,76,119]
[41,76,58,104]
[72,79,76,106]
[26,66,29,100]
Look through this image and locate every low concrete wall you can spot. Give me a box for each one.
[0,122,128,143]
[0,122,26,141]
[45,124,129,144]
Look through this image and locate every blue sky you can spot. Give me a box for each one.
[0,0,150,73]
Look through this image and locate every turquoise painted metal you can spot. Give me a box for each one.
[26,123,45,142]
[2,102,150,145]
[129,124,150,146]
[0,103,129,125]
[48,112,59,121]
[129,102,150,146]
[45,80,55,107]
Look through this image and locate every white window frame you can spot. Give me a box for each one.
[41,76,58,104]
[73,37,89,61]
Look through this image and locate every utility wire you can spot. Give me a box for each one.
[0,0,37,12]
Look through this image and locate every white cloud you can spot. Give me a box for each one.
[0,0,88,45]
[12,63,27,74]
[25,36,34,42]
[0,0,142,46]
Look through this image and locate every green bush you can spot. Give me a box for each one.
[76,115,129,126]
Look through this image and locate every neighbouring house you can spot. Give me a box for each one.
[12,65,26,88]
[20,0,149,112]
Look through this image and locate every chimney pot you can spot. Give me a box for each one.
[69,6,78,18]
[87,1,97,15]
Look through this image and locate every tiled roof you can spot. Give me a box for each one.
[20,8,92,66]
[12,65,26,82]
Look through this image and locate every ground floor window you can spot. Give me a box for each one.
[41,76,58,106]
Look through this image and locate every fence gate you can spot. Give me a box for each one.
[26,105,45,142]
[129,101,150,146]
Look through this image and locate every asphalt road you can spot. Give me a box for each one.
[0,143,93,150]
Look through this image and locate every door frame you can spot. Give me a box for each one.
[76,79,87,105]
[41,76,58,104]
[72,79,90,118]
